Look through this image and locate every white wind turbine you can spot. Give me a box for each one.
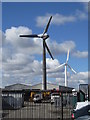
[47,50,76,87]
[56,50,76,86]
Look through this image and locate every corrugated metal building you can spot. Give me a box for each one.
[5,83,31,90]
[31,83,59,90]
[2,90,24,110]
[4,83,75,91]
[59,85,74,92]
[2,83,31,110]
[79,84,88,100]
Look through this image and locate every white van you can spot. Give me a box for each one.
[51,93,60,104]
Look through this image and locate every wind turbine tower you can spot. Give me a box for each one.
[65,50,69,86]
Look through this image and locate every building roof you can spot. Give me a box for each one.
[4,83,31,91]
[31,82,59,90]
[4,83,74,93]
[59,85,74,92]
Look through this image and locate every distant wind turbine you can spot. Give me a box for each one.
[47,50,76,87]
[56,50,76,86]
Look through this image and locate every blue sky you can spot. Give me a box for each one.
[1,2,88,89]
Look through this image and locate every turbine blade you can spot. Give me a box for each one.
[19,34,40,38]
[45,42,54,60]
[66,50,69,63]
[67,64,76,74]
[55,63,65,70]
[47,63,65,73]
[43,16,52,35]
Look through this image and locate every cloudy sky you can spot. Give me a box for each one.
[1,2,88,89]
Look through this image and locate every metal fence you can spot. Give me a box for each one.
[2,90,74,120]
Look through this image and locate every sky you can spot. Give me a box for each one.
[1,0,90,2]
[1,2,88,89]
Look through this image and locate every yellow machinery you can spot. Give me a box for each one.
[30,90,51,101]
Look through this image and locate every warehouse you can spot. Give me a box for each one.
[31,82,59,90]
[2,89,24,110]
[4,83,31,90]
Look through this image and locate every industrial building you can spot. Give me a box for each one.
[2,89,24,110]
[31,82,59,90]
[4,83,31,90]
[4,82,59,90]
[79,84,88,100]
[2,83,87,110]
[4,82,80,91]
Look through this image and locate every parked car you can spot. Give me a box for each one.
[73,115,90,120]
[71,101,90,119]
[33,93,43,103]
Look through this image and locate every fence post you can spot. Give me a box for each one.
[61,93,63,120]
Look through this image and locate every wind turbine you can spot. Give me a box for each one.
[19,16,54,90]
[48,50,76,87]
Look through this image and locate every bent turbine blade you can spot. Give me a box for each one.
[67,64,76,74]
[19,34,40,38]
[45,42,54,60]
[43,16,52,35]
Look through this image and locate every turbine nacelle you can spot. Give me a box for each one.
[39,33,49,40]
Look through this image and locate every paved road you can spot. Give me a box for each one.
[2,102,72,119]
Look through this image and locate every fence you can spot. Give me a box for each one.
[2,90,74,120]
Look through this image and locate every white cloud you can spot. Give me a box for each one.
[47,40,76,55]
[5,26,32,47]
[46,58,60,69]
[73,50,88,58]
[70,72,88,80]
[69,71,88,89]
[3,26,88,58]
[1,26,88,87]
[55,71,88,90]
[56,78,65,86]
[5,26,43,55]
[36,10,87,27]
[46,58,65,77]
[36,13,76,27]
[75,9,87,20]
[5,26,32,40]
[2,54,42,87]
